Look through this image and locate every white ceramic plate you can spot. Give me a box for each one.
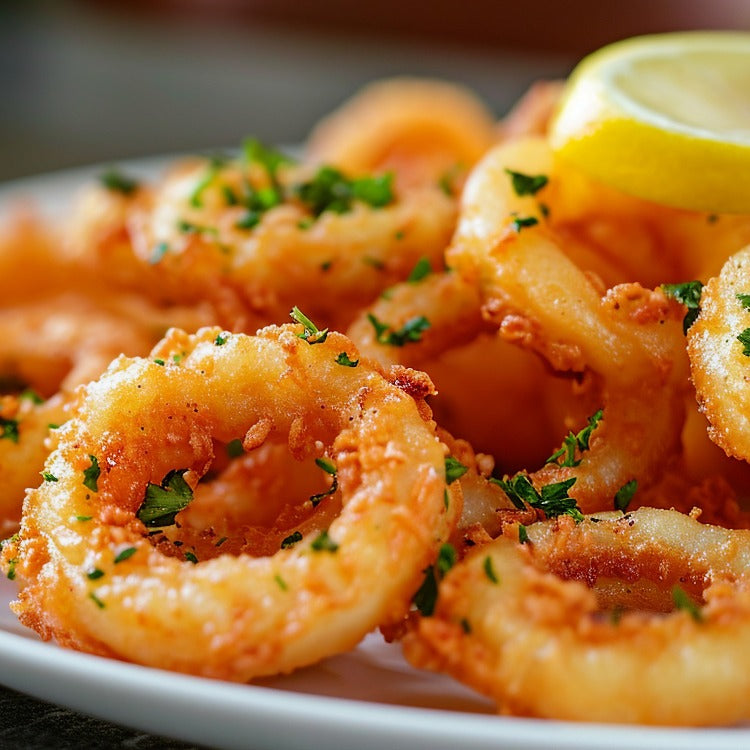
[2,162,750,750]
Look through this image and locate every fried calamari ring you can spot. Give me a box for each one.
[0,211,215,531]
[73,155,456,331]
[306,78,497,192]
[447,137,689,513]
[688,246,750,461]
[405,507,750,725]
[4,325,460,680]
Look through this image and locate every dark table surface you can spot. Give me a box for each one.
[0,685,208,750]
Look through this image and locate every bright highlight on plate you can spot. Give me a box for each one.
[550,31,750,213]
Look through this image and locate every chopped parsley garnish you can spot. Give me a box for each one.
[296,166,394,217]
[281,531,303,549]
[189,154,229,208]
[0,417,19,443]
[215,536,228,547]
[310,457,338,507]
[504,168,548,196]
[366,313,430,347]
[83,455,100,492]
[546,409,603,467]
[76,515,92,522]
[412,543,456,617]
[226,438,244,458]
[150,242,169,264]
[42,471,58,482]
[89,592,106,609]
[335,352,359,367]
[510,214,538,232]
[483,555,499,583]
[184,551,198,564]
[215,333,228,346]
[407,257,432,284]
[114,547,137,564]
[310,529,339,553]
[6,558,17,581]
[99,168,139,195]
[739,329,750,357]
[661,280,704,334]
[20,389,44,404]
[153,359,165,366]
[243,137,292,183]
[274,574,288,591]
[672,585,703,622]
[290,306,328,344]
[614,479,638,513]
[136,469,193,527]
[86,568,104,580]
[518,524,529,544]
[444,456,468,484]
[738,293,750,310]
[491,474,583,522]
[235,210,261,230]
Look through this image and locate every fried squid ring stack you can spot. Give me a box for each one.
[405,507,750,725]
[3,325,460,680]
[447,137,690,513]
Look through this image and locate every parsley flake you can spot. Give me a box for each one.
[83,455,100,492]
[89,592,106,609]
[412,543,456,617]
[114,547,137,564]
[491,474,583,522]
[614,479,638,513]
[661,280,704,333]
[310,457,338,507]
[445,456,468,484]
[226,439,244,458]
[510,214,538,232]
[6,558,17,581]
[407,257,432,284]
[281,531,303,549]
[335,352,359,367]
[42,471,58,482]
[99,168,139,195]
[518,524,529,544]
[274,574,288,591]
[483,555,499,584]
[215,333,229,346]
[739,329,750,357]
[184,551,199,564]
[672,585,703,622]
[136,469,194,527]
[20,389,43,404]
[87,568,105,581]
[296,167,394,217]
[0,417,19,443]
[310,529,339,553]
[546,410,603,468]
[504,168,548,196]
[367,313,430,347]
[737,293,750,310]
[290,306,328,344]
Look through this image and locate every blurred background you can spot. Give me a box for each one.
[1,0,748,182]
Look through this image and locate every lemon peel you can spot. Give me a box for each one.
[550,32,750,213]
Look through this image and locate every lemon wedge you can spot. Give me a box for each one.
[549,31,750,213]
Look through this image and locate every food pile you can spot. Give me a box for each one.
[2,32,750,727]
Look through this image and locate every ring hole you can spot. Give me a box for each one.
[145,438,341,562]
